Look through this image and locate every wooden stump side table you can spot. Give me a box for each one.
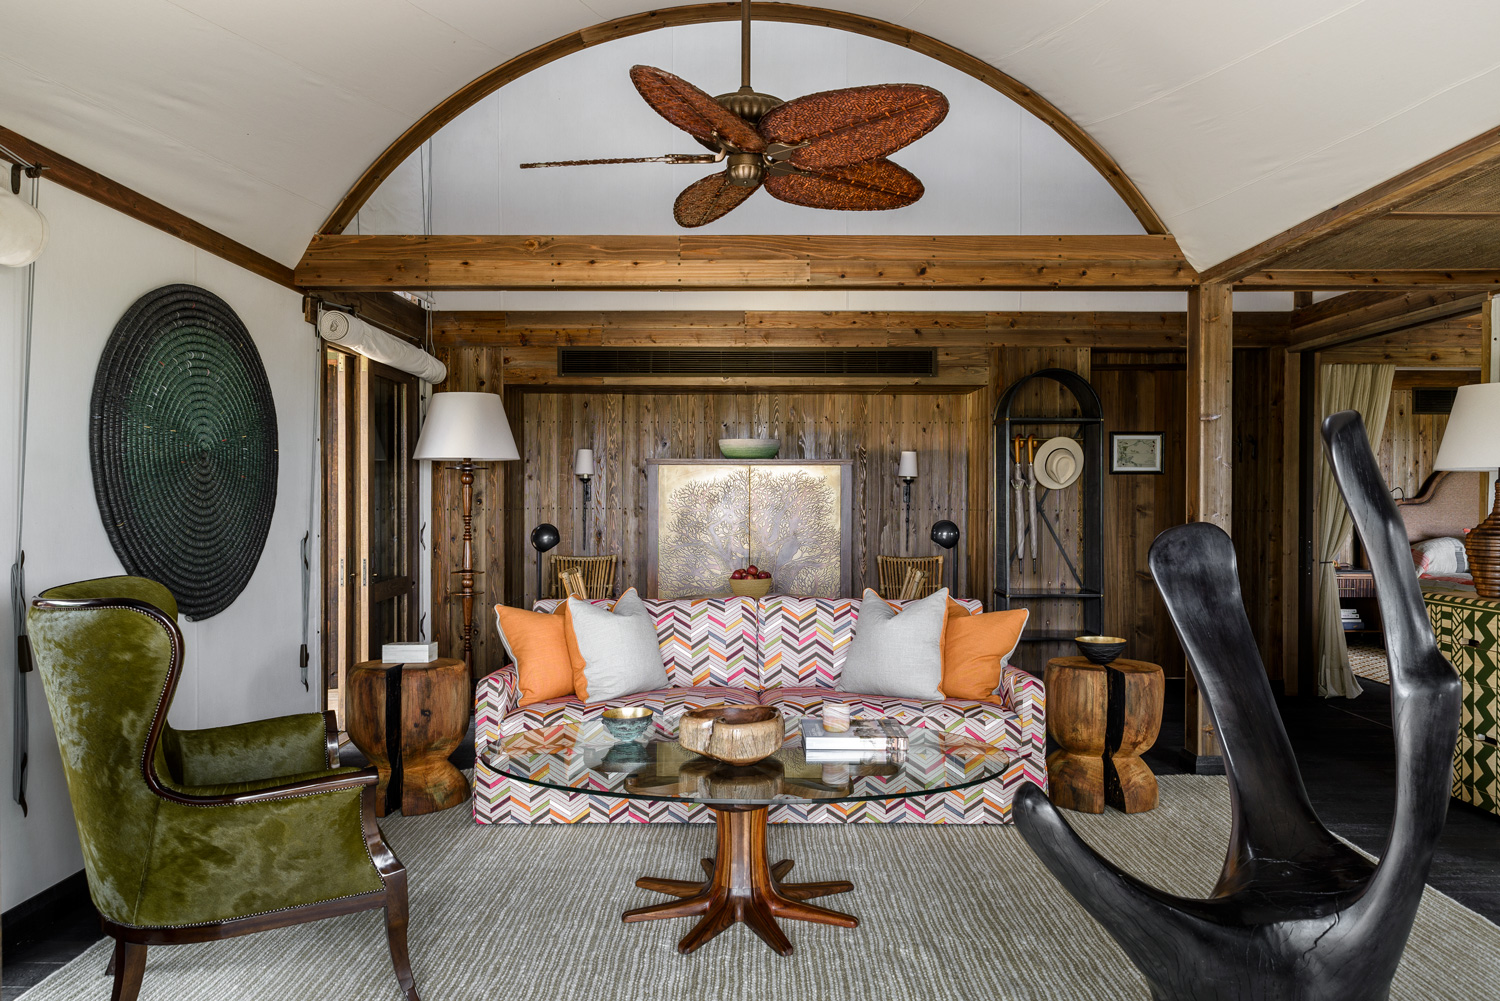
[348,658,470,817]
[1044,656,1164,814]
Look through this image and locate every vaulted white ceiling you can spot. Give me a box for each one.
[4,0,1499,271]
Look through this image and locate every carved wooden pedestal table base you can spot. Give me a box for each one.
[626,804,856,955]
[481,725,1010,957]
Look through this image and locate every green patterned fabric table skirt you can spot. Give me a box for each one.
[1423,586,1500,814]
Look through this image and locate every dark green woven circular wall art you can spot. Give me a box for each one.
[90,284,278,620]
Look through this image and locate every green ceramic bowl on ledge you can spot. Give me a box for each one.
[718,438,781,459]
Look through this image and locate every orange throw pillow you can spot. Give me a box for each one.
[941,606,1029,701]
[494,605,575,707]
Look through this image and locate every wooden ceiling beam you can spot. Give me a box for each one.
[1199,122,1500,284]
[432,308,1290,349]
[1288,290,1485,352]
[1318,323,1481,366]
[1236,270,1500,291]
[0,126,297,290]
[296,234,1198,292]
[1391,369,1479,390]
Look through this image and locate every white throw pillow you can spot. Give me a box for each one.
[1412,537,1468,576]
[838,587,949,700]
[566,589,670,702]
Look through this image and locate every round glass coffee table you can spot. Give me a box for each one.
[482,725,1011,955]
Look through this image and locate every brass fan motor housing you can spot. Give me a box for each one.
[714,86,783,125]
[726,153,764,187]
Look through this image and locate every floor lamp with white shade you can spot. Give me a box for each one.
[1434,382,1500,599]
[414,392,519,674]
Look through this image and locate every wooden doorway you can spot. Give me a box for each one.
[322,347,421,727]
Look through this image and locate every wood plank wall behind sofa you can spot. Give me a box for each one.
[428,322,1295,683]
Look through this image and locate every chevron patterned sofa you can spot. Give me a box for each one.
[474,594,1045,825]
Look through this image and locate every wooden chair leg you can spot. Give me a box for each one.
[109,939,146,1001]
[382,871,421,1001]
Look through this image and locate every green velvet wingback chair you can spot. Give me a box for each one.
[28,576,419,1001]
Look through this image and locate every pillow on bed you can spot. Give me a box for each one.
[1412,536,1468,576]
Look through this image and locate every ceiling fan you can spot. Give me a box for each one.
[520,0,949,227]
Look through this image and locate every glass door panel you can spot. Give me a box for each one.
[323,348,419,729]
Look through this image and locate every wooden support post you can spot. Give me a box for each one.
[1183,284,1232,769]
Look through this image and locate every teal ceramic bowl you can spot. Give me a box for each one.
[719,437,780,459]
[601,706,654,741]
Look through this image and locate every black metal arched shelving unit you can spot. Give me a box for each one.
[993,368,1104,644]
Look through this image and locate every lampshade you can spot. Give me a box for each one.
[575,448,595,477]
[413,392,519,462]
[1434,383,1500,471]
[898,451,919,478]
[0,185,47,268]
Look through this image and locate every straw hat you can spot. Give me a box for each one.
[1033,436,1084,490]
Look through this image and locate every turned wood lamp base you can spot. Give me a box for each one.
[623,805,856,955]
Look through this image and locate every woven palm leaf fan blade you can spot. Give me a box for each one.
[758,84,949,170]
[630,65,766,153]
[675,171,760,227]
[764,158,924,211]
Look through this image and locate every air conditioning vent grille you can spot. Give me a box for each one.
[557,347,937,378]
[1413,387,1458,415]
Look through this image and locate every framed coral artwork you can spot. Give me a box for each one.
[646,460,853,599]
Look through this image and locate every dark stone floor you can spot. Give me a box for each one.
[6,678,1499,995]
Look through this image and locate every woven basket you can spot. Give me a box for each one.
[90,284,278,620]
[729,577,773,598]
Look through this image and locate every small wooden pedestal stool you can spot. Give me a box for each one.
[348,657,470,816]
[1044,656,1164,814]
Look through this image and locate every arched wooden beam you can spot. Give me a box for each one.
[317,2,1166,237]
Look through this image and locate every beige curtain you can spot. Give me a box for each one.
[1316,363,1395,698]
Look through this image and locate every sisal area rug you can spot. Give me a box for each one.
[22,776,1500,1000]
[1350,643,1391,685]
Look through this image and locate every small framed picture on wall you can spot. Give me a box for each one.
[1110,432,1165,474]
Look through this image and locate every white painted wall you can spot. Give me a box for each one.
[0,184,320,911]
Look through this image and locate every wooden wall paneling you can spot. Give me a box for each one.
[1094,352,1186,679]
[1279,355,1302,694]
[1378,390,1452,500]
[1232,349,1292,682]
[496,387,974,606]
[993,348,1091,675]
[503,385,525,613]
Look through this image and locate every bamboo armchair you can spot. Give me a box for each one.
[877,555,944,599]
[549,555,618,600]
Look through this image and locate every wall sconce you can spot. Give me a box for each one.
[575,447,595,511]
[899,451,918,552]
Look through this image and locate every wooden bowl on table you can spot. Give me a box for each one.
[678,705,785,765]
[729,576,773,598]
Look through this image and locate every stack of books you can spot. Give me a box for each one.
[800,717,908,763]
[1341,608,1365,632]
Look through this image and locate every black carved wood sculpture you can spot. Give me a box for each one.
[1013,410,1461,1001]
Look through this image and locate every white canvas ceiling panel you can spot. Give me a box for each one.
[358,21,1136,238]
[895,0,1500,267]
[4,0,1500,271]
[166,0,507,120]
[402,0,624,55]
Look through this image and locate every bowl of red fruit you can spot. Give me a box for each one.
[728,564,773,598]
